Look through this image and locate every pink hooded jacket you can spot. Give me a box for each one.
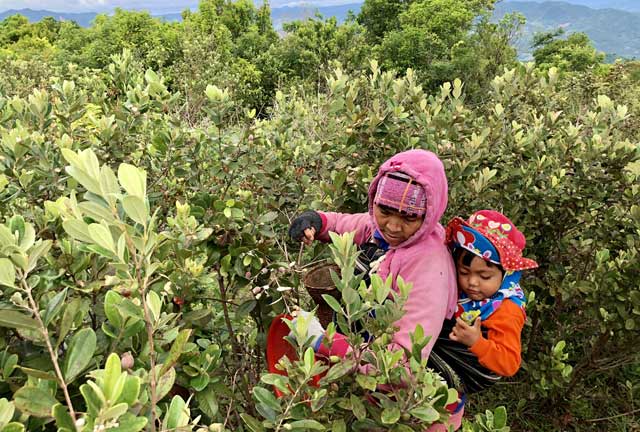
[315,149,458,359]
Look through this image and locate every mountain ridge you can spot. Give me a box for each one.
[2,1,639,59]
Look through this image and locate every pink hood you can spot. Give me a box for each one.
[368,149,449,249]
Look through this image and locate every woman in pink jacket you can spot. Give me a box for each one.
[288,149,462,430]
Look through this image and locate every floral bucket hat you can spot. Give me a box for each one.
[446,210,538,272]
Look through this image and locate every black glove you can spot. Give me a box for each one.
[288,211,322,241]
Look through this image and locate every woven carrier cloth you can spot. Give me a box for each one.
[427,319,501,394]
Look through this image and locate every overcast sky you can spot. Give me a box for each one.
[0,0,363,14]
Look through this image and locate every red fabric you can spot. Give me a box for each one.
[316,333,351,358]
[469,300,525,377]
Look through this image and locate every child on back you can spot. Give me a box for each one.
[446,210,538,377]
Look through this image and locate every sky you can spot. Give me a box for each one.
[0,0,363,14]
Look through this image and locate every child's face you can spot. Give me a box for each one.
[373,204,423,246]
[456,254,503,301]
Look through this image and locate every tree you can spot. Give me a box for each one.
[375,0,497,90]
[0,14,30,47]
[357,0,413,44]
[77,9,181,70]
[259,16,369,99]
[450,13,524,102]
[532,29,605,72]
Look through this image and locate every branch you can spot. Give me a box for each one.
[19,272,79,430]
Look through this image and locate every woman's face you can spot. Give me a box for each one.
[373,204,424,246]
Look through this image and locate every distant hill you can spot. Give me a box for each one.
[503,0,640,13]
[0,8,97,27]
[271,3,362,29]
[2,1,639,60]
[0,4,363,29]
[495,1,640,59]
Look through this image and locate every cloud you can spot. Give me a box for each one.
[0,0,361,14]
[0,0,196,13]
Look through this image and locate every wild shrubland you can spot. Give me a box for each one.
[0,1,638,431]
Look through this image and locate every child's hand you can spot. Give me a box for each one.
[449,317,482,347]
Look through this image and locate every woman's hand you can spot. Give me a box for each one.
[449,317,482,347]
[289,211,322,245]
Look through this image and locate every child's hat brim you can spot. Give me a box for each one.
[446,217,539,271]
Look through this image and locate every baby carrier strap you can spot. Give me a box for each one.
[355,236,387,285]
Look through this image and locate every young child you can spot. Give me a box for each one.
[446,210,538,377]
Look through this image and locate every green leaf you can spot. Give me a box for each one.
[122,196,148,226]
[252,387,281,418]
[99,165,120,199]
[241,413,265,432]
[0,259,15,288]
[78,202,117,224]
[146,290,161,322]
[258,211,278,224]
[43,288,67,327]
[63,328,96,383]
[3,354,18,378]
[62,220,93,243]
[288,419,326,430]
[65,165,101,195]
[117,376,141,406]
[355,374,377,391]
[102,402,128,421]
[88,223,115,253]
[381,407,401,425]
[104,291,123,328]
[57,298,83,349]
[9,253,27,272]
[17,366,56,381]
[236,300,257,319]
[18,224,35,251]
[0,310,38,331]
[14,387,57,418]
[155,366,176,401]
[1,423,24,432]
[108,413,147,432]
[118,164,146,198]
[321,294,343,314]
[409,406,440,423]
[195,386,219,419]
[103,353,124,402]
[8,216,25,242]
[494,406,508,428]
[331,419,347,432]
[26,240,52,273]
[318,359,355,384]
[52,404,75,431]
[260,374,290,396]
[164,396,189,429]
[0,398,15,425]
[80,383,104,416]
[446,388,459,405]
[160,328,191,376]
[0,226,15,248]
[303,347,315,375]
[350,394,366,420]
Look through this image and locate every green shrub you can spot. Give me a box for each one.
[0,50,637,431]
